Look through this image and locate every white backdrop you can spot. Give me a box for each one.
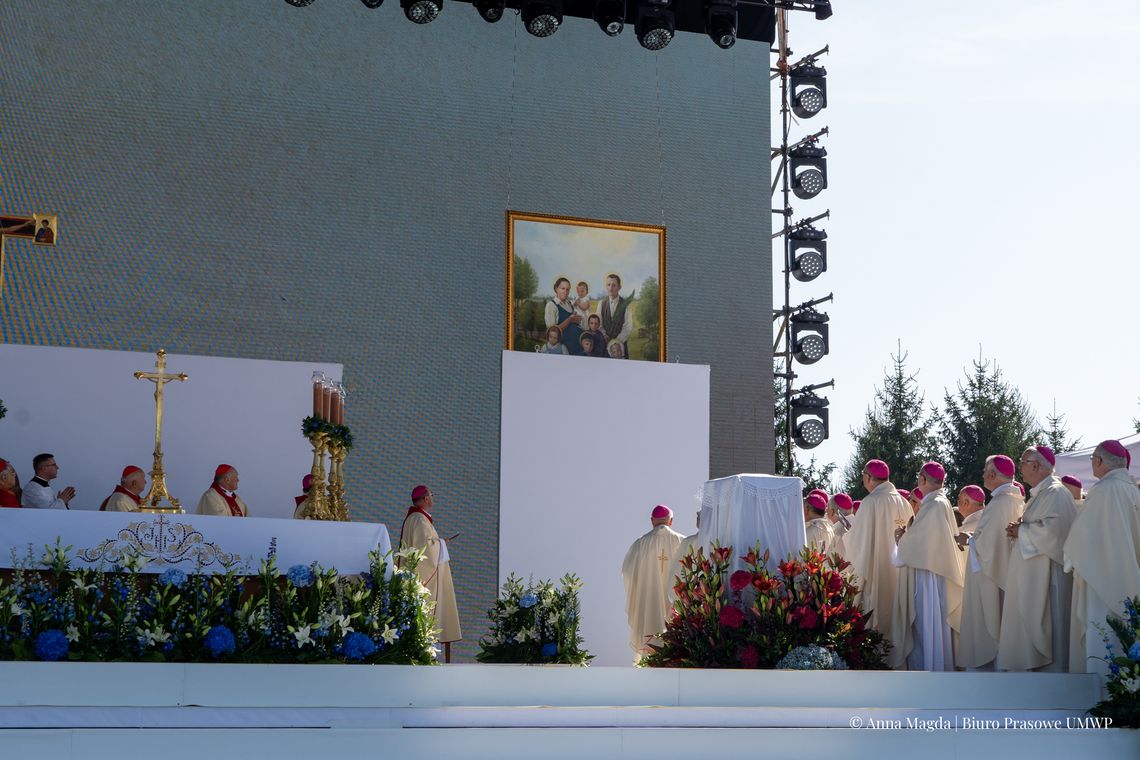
[499,351,710,666]
[0,344,340,519]
[1053,432,1140,486]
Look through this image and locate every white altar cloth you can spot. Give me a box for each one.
[698,473,805,573]
[0,509,391,576]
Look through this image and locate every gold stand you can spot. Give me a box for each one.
[327,444,349,521]
[302,431,333,520]
[135,349,188,514]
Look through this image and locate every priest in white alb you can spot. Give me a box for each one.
[957,456,1024,671]
[888,461,966,671]
[1064,440,1140,679]
[997,446,1077,671]
[668,509,701,603]
[400,485,461,661]
[622,504,683,663]
[803,491,835,553]
[837,459,912,638]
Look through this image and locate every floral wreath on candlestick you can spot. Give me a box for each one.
[0,399,7,421]
[301,416,354,451]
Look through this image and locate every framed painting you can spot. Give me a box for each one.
[506,211,666,362]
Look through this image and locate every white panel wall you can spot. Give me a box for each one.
[499,351,710,666]
[0,345,340,520]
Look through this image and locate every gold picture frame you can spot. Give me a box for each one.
[505,211,666,362]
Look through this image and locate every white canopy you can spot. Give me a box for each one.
[1052,433,1140,485]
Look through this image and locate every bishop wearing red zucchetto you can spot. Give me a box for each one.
[196,464,249,517]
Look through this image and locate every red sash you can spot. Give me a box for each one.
[0,489,20,508]
[212,484,245,517]
[99,484,142,511]
[294,494,307,508]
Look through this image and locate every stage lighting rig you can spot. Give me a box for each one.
[789,139,828,200]
[594,0,625,35]
[522,0,563,37]
[790,307,829,365]
[360,0,385,7]
[704,0,737,49]
[787,223,827,283]
[790,384,832,449]
[636,0,675,51]
[402,0,442,22]
[474,0,505,21]
[789,57,827,119]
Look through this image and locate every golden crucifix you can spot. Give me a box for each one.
[134,349,189,512]
[0,213,58,300]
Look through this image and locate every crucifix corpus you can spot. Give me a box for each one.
[0,212,58,300]
[135,349,189,513]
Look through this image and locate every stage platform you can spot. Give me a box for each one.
[0,663,1135,759]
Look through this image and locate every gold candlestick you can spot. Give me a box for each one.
[302,431,332,520]
[328,443,349,521]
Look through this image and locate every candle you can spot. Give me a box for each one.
[311,372,325,418]
[322,385,333,421]
[338,384,347,426]
[330,385,343,425]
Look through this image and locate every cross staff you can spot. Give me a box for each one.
[1,213,58,300]
[134,349,189,511]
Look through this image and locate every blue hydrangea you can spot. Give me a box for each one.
[159,568,188,588]
[777,645,843,670]
[204,625,236,659]
[541,642,557,658]
[519,593,538,609]
[342,632,378,662]
[286,565,315,588]
[1129,641,1140,662]
[34,630,69,661]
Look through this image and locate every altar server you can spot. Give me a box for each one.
[622,504,684,663]
[100,466,146,512]
[1064,440,1140,679]
[196,464,249,517]
[997,446,1076,671]
[958,456,1024,670]
[0,459,20,508]
[888,461,965,671]
[22,453,75,510]
[400,485,461,659]
[803,492,835,553]
[837,460,912,638]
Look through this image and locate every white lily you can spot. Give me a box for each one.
[9,601,25,616]
[329,614,353,634]
[121,552,149,573]
[66,624,80,643]
[292,625,314,648]
[72,576,96,593]
[381,624,398,645]
[1123,674,1140,694]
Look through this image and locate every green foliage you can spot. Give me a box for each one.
[642,543,888,670]
[476,573,592,665]
[1088,597,1140,728]
[841,349,938,497]
[301,416,353,450]
[635,276,659,327]
[938,358,1039,494]
[513,256,538,302]
[0,540,437,665]
[1043,402,1082,454]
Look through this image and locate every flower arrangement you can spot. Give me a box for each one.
[642,543,888,670]
[301,416,353,450]
[1089,596,1140,728]
[0,539,436,664]
[476,573,592,665]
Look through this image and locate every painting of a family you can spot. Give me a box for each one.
[508,212,665,362]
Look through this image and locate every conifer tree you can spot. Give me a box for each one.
[939,358,1039,494]
[842,348,938,497]
[1043,401,1082,454]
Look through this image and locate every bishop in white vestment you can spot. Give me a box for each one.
[622,504,684,662]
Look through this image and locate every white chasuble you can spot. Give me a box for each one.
[400,510,461,643]
[622,524,684,660]
[837,481,912,638]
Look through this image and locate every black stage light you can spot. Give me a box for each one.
[791,392,830,449]
[704,0,737,50]
[790,62,827,119]
[402,0,442,23]
[594,0,625,36]
[789,142,828,200]
[360,0,384,7]
[814,0,833,21]
[787,225,827,282]
[475,0,505,21]
[523,0,563,37]
[636,1,674,51]
[285,0,317,6]
[790,309,829,365]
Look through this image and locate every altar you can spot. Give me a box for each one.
[699,473,806,572]
[0,509,391,575]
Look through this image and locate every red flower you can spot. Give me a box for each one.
[719,605,745,629]
[778,560,797,578]
[792,605,818,629]
[742,548,759,567]
[739,644,760,668]
[825,572,844,594]
[729,570,753,592]
[711,546,733,564]
[752,575,779,593]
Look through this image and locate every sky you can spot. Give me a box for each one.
[771,2,1140,481]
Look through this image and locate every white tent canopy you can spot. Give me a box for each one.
[1052,433,1140,485]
